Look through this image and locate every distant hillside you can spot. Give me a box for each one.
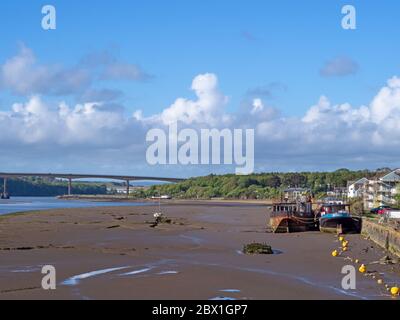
[140,169,384,200]
[0,177,107,197]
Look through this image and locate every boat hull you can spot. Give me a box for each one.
[270,215,318,233]
[319,216,362,234]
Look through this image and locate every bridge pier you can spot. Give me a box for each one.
[68,178,72,196]
[126,180,130,197]
[1,178,10,199]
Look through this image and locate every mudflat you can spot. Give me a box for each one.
[0,201,399,300]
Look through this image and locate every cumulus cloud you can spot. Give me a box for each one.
[255,76,400,161]
[157,73,230,126]
[2,69,400,174]
[0,96,144,148]
[320,56,359,77]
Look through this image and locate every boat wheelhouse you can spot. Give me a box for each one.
[270,199,318,233]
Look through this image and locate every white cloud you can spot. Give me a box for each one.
[251,98,264,115]
[159,73,230,126]
[0,45,151,98]
[370,76,400,124]
[1,71,400,174]
[0,45,91,96]
[254,76,400,158]
[0,96,144,148]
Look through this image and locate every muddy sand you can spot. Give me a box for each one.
[0,201,399,300]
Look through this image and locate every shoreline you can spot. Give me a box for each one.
[58,195,274,205]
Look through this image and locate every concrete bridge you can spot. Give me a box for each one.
[0,172,184,198]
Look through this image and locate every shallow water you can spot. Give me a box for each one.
[157,271,179,275]
[0,197,150,215]
[62,266,130,286]
[120,267,153,276]
[210,296,237,300]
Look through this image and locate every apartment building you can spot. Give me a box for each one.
[347,170,400,209]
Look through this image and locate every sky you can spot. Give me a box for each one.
[1,0,400,178]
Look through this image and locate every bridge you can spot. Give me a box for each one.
[0,172,184,198]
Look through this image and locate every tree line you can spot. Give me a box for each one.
[0,177,107,196]
[137,168,388,200]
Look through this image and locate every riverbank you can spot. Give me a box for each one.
[0,202,399,300]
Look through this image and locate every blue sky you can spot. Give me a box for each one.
[1,0,399,115]
[1,0,400,177]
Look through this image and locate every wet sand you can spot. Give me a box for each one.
[0,202,399,300]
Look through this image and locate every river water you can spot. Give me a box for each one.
[0,197,149,216]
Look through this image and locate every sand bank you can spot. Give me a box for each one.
[0,202,399,300]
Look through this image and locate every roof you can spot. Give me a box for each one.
[352,177,369,185]
[380,170,400,183]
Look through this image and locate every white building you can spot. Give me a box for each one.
[347,178,369,198]
[347,170,400,209]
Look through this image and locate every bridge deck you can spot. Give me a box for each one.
[0,173,184,183]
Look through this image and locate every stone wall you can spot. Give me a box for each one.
[362,219,400,257]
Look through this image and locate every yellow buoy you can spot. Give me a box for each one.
[343,247,348,252]
[359,264,367,273]
[339,236,345,242]
[391,287,399,296]
[332,250,339,257]
[342,241,349,248]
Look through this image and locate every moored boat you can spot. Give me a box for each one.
[318,203,361,234]
[270,197,318,233]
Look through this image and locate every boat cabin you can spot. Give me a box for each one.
[272,201,313,217]
[319,204,350,216]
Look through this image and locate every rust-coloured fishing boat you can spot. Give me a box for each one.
[270,198,318,233]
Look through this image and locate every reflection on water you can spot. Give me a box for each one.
[0,197,150,215]
[157,271,179,275]
[120,267,153,276]
[210,296,237,300]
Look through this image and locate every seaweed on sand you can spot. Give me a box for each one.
[243,243,274,255]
